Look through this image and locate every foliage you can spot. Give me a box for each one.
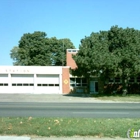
[73,26,140,94]
[10,31,75,66]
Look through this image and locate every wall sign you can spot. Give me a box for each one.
[64,79,68,84]
[4,69,30,73]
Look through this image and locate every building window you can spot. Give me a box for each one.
[55,84,59,86]
[17,83,22,86]
[72,50,77,53]
[129,78,135,83]
[0,83,8,86]
[137,77,140,82]
[81,78,87,86]
[67,49,79,53]
[37,84,59,87]
[12,83,16,86]
[0,83,3,86]
[12,83,34,86]
[109,78,114,83]
[70,78,87,87]
[49,84,54,86]
[42,84,48,86]
[30,84,34,86]
[70,78,76,87]
[115,78,121,83]
[4,83,8,86]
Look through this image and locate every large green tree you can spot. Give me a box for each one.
[73,26,140,94]
[10,31,75,66]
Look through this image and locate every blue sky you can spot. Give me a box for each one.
[0,0,140,65]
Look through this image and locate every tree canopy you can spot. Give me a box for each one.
[73,26,140,94]
[10,31,75,66]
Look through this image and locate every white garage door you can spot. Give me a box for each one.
[0,74,9,93]
[11,74,34,93]
[36,74,60,93]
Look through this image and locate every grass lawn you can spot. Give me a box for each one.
[92,94,140,102]
[0,117,140,138]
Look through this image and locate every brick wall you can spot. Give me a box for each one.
[66,51,77,69]
[62,67,71,94]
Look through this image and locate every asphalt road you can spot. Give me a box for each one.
[0,102,139,118]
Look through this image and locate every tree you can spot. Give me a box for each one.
[50,38,75,66]
[73,26,140,94]
[10,31,75,66]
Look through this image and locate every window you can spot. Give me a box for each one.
[55,84,59,86]
[49,84,54,86]
[115,78,121,83]
[12,83,34,86]
[0,83,8,86]
[30,84,34,86]
[72,50,77,52]
[37,83,59,87]
[76,78,81,83]
[137,77,140,82]
[4,83,8,86]
[12,83,16,86]
[70,78,76,87]
[23,83,29,86]
[129,78,134,83]
[109,78,114,82]
[70,78,87,87]
[81,78,87,86]
[17,83,22,86]
[67,49,79,53]
[43,84,48,86]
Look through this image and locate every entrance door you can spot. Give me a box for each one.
[90,81,98,94]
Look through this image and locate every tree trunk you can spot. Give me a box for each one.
[122,77,128,96]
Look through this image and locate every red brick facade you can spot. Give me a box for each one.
[62,67,70,94]
[66,49,78,69]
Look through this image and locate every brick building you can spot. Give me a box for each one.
[66,49,99,94]
[0,49,99,94]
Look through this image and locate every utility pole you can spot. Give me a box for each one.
[62,40,64,66]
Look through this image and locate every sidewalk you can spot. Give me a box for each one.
[0,136,129,140]
[31,136,129,140]
[0,93,135,103]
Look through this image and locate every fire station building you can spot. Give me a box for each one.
[0,49,99,94]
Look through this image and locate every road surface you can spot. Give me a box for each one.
[0,102,139,118]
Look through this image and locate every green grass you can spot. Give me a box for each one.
[0,117,140,138]
[92,94,140,102]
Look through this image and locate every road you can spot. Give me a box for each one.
[0,102,139,118]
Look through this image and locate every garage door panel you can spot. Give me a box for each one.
[36,74,60,93]
[36,78,59,84]
[0,73,61,94]
[36,74,59,84]
[11,74,34,83]
[0,74,8,83]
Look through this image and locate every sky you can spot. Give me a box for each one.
[0,0,140,65]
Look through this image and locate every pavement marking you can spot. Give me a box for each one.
[73,112,129,114]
